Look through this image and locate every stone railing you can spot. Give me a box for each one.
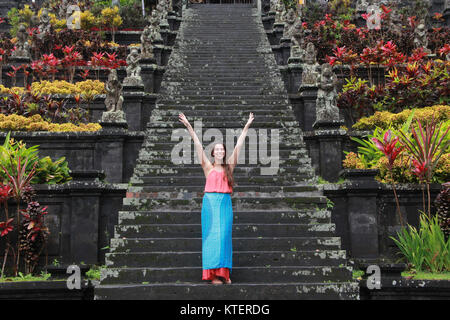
[322,169,443,261]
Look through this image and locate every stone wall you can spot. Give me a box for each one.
[0,180,127,269]
[0,130,145,184]
[323,171,442,261]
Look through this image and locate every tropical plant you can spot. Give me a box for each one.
[391,213,450,272]
[398,117,450,217]
[33,156,72,185]
[372,129,405,226]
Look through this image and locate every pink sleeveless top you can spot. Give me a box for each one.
[204,169,233,193]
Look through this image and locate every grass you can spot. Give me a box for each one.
[352,269,365,280]
[85,264,107,281]
[0,271,63,282]
[402,271,450,280]
[317,177,347,185]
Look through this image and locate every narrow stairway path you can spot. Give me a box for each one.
[94,4,359,300]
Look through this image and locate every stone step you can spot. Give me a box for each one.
[100,266,353,285]
[184,62,264,66]
[124,181,317,192]
[139,140,305,150]
[179,70,270,75]
[146,121,296,129]
[131,173,314,186]
[117,209,331,225]
[121,194,325,211]
[114,223,336,239]
[149,109,292,117]
[105,250,348,268]
[132,165,312,176]
[176,90,271,96]
[159,94,287,100]
[148,117,296,126]
[166,74,273,79]
[133,158,313,168]
[131,169,313,180]
[171,85,264,90]
[182,65,266,70]
[94,281,359,300]
[135,149,311,160]
[153,104,294,111]
[164,75,270,80]
[109,236,342,253]
[162,78,266,83]
[143,125,302,136]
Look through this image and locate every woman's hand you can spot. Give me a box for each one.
[246,112,254,128]
[179,113,191,128]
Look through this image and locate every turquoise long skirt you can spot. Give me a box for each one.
[201,192,233,272]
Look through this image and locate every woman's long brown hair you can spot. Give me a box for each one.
[210,143,235,190]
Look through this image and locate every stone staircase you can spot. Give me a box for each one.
[94,4,359,300]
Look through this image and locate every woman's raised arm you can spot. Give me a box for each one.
[228,112,255,171]
[178,113,211,167]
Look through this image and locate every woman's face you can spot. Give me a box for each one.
[213,144,225,162]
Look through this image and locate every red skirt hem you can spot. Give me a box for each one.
[202,268,230,281]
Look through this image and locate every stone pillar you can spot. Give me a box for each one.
[262,12,275,30]
[286,59,302,93]
[70,182,101,264]
[339,169,380,259]
[272,22,284,44]
[279,38,291,65]
[140,57,157,92]
[313,120,346,182]
[152,38,164,65]
[298,85,317,132]
[122,88,150,131]
[97,121,128,183]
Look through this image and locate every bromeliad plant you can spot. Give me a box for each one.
[397,117,450,218]
[371,129,405,226]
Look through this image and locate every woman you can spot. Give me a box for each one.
[178,112,255,284]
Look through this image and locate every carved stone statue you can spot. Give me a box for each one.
[156,0,169,27]
[290,22,305,60]
[270,0,277,12]
[388,7,403,35]
[38,8,52,40]
[11,24,31,59]
[141,25,154,59]
[316,64,340,123]
[301,43,320,86]
[356,0,369,12]
[283,8,297,38]
[165,0,173,12]
[414,18,430,53]
[274,0,285,24]
[103,69,125,123]
[58,0,69,19]
[123,48,144,87]
[149,10,163,43]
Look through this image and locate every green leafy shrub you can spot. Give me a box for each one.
[0,132,72,185]
[390,213,450,272]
